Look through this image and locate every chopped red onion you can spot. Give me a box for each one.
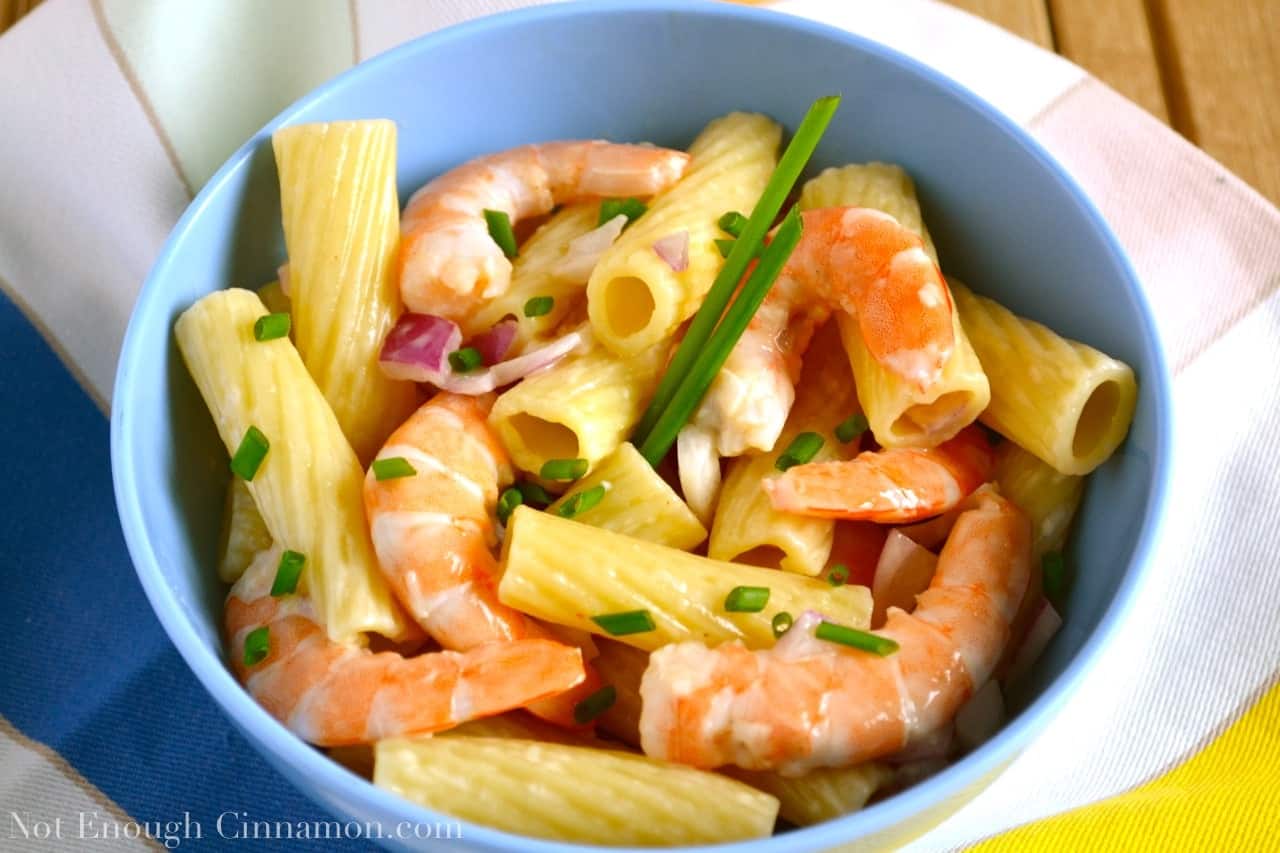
[379,313,462,383]
[1004,600,1063,685]
[472,318,518,365]
[771,611,830,659]
[889,723,954,764]
[653,230,689,272]
[551,214,627,281]
[872,530,939,627]
[676,425,720,524]
[955,680,1005,751]
[277,262,291,297]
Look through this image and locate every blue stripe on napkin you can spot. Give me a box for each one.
[0,292,356,851]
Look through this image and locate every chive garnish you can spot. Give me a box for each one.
[599,197,647,227]
[637,208,805,465]
[835,413,869,443]
[449,347,483,373]
[270,550,306,597]
[572,685,617,725]
[714,238,736,259]
[243,626,270,666]
[814,621,899,656]
[483,209,518,258]
[372,457,417,481]
[591,610,656,636]
[557,484,606,518]
[1042,551,1068,602]
[724,586,770,613]
[775,431,825,472]
[631,95,840,451]
[771,611,793,638]
[253,312,291,341]
[827,564,849,587]
[497,487,523,525]
[524,295,554,318]
[540,457,588,481]
[515,480,554,506]
[718,210,748,238]
[230,426,269,481]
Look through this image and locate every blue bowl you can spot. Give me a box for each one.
[111,1,1171,849]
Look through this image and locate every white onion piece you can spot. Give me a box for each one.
[277,262,291,297]
[955,680,1005,752]
[771,610,829,659]
[472,318,518,364]
[889,722,954,764]
[872,530,939,627]
[653,230,690,272]
[676,426,721,526]
[379,313,462,383]
[897,508,961,550]
[1004,600,1063,685]
[435,331,583,395]
[551,214,627,282]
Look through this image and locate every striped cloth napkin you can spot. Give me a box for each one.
[1,1,1277,849]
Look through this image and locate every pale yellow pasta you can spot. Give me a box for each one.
[799,163,989,448]
[256,280,291,318]
[489,343,664,476]
[995,440,1085,557]
[589,639,649,747]
[709,323,859,576]
[374,736,779,845]
[728,763,892,827]
[216,478,271,583]
[464,202,600,345]
[447,712,588,746]
[950,279,1138,475]
[272,120,418,463]
[175,289,410,644]
[587,113,781,355]
[499,506,872,651]
[547,442,706,550]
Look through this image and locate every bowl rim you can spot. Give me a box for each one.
[111,0,1173,849]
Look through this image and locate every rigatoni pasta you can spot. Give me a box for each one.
[272,120,419,462]
[176,288,410,643]
[995,440,1084,557]
[728,763,892,827]
[587,113,781,355]
[216,478,272,583]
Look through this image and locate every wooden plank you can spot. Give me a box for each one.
[1048,0,1169,122]
[1153,0,1280,204]
[0,0,41,35]
[943,0,1054,50]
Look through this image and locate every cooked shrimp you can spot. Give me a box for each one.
[638,486,1030,774]
[363,391,602,725]
[690,207,954,456]
[764,424,995,524]
[400,141,690,322]
[226,546,585,746]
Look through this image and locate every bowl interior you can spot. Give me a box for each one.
[113,1,1168,849]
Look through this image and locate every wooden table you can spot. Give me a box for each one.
[3,0,1276,204]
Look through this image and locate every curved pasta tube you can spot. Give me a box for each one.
[995,440,1085,558]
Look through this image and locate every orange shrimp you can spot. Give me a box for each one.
[691,207,955,457]
[363,391,602,725]
[638,486,1030,774]
[400,141,690,322]
[763,424,996,523]
[225,547,584,747]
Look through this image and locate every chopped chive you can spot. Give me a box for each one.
[515,480,554,506]
[243,626,270,666]
[269,550,306,597]
[230,426,270,481]
[253,312,291,341]
[523,295,554,318]
[815,620,899,656]
[572,685,617,725]
[714,238,736,259]
[497,487,523,525]
[483,209,518,258]
[631,95,840,451]
[835,413,869,443]
[448,347,483,373]
[599,197,647,227]
[775,431,825,472]
[557,484,606,518]
[827,564,849,587]
[637,207,805,465]
[724,586,770,613]
[591,610,656,636]
[1042,551,1068,602]
[718,210,748,238]
[540,457,588,481]
[372,457,417,481]
[771,611,794,638]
